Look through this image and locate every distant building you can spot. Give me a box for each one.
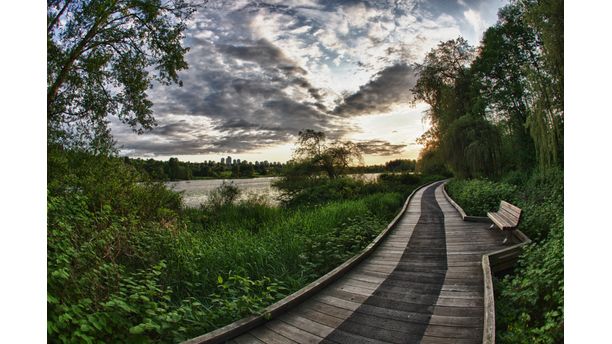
[236,159,241,165]
[220,157,225,164]
[226,156,232,165]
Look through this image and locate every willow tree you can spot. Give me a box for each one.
[412,38,501,178]
[503,0,563,169]
[47,0,198,152]
[292,129,363,179]
[472,4,537,171]
[412,37,475,149]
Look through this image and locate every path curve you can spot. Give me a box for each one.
[193,182,508,344]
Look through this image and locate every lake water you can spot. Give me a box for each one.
[166,173,381,208]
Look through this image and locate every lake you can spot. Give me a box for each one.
[166,173,382,208]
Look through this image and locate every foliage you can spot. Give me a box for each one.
[445,179,517,216]
[209,274,289,325]
[274,172,426,208]
[204,181,241,210]
[444,115,502,178]
[414,0,563,173]
[125,156,286,181]
[47,0,197,151]
[299,212,386,280]
[291,129,363,179]
[416,146,452,176]
[384,159,416,172]
[496,218,564,344]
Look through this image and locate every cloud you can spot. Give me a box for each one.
[357,139,406,156]
[464,9,486,35]
[110,0,506,159]
[332,63,419,117]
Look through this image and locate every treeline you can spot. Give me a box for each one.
[123,157,286,180]
[123,156,416,181]
[414,0,563,177]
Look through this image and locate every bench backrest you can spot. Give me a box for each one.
[499,201,521,226]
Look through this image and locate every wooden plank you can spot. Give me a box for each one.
[250,325,298,344]
[233,333,266,344]
[264,319,323,344]
[310,297,483,328]
[500,201,521,215]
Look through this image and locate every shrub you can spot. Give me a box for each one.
[205,181,241,209]
[299,212,386,280]
[445,179,517,216]
[496,218,564,344]
[210,274,289,324]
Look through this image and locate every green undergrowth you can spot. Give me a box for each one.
[48,148,433,343]
[445,168,563,343]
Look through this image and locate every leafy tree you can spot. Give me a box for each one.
[444,116,501,178]
[472,1,563,170]
[472,8,537,171]
[47,0,198,151]
[293,130,363,179]
[412,38,500,177]
[412,37,475,149]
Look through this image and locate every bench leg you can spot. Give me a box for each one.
[502,231,512,245]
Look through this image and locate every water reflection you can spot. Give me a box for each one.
[166,173,381,208]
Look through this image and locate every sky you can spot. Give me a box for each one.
[113,0,507,165]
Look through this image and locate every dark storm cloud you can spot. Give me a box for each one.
[333,63,419,116]
[357,139,405,155]
[219,39,302,72]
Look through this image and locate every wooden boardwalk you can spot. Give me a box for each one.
[223,182,507,344]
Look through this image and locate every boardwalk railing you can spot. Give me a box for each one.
[183,180,441,344]
[442,183,531,344]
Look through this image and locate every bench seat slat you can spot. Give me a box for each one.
[498,209,519,225]
[500,201,521,216]
[487,212,515,229]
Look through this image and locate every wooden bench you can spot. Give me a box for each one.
[487,201,522,245]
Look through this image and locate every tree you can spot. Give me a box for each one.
[472,1,563,170]
[411,38,477,165]
[412,38,501,178]
[47,0,198,151]
[385,159,416,172]
[293,130,363,179]
[472,10,537,171]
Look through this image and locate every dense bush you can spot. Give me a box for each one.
[496,220,564,343]
[205,181,241,210]
[300,212,384,280]
[274,172,437,208]
[445,179,517,216]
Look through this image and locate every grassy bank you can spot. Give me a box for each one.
[445,169,563,343]
[48,149,436,343]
